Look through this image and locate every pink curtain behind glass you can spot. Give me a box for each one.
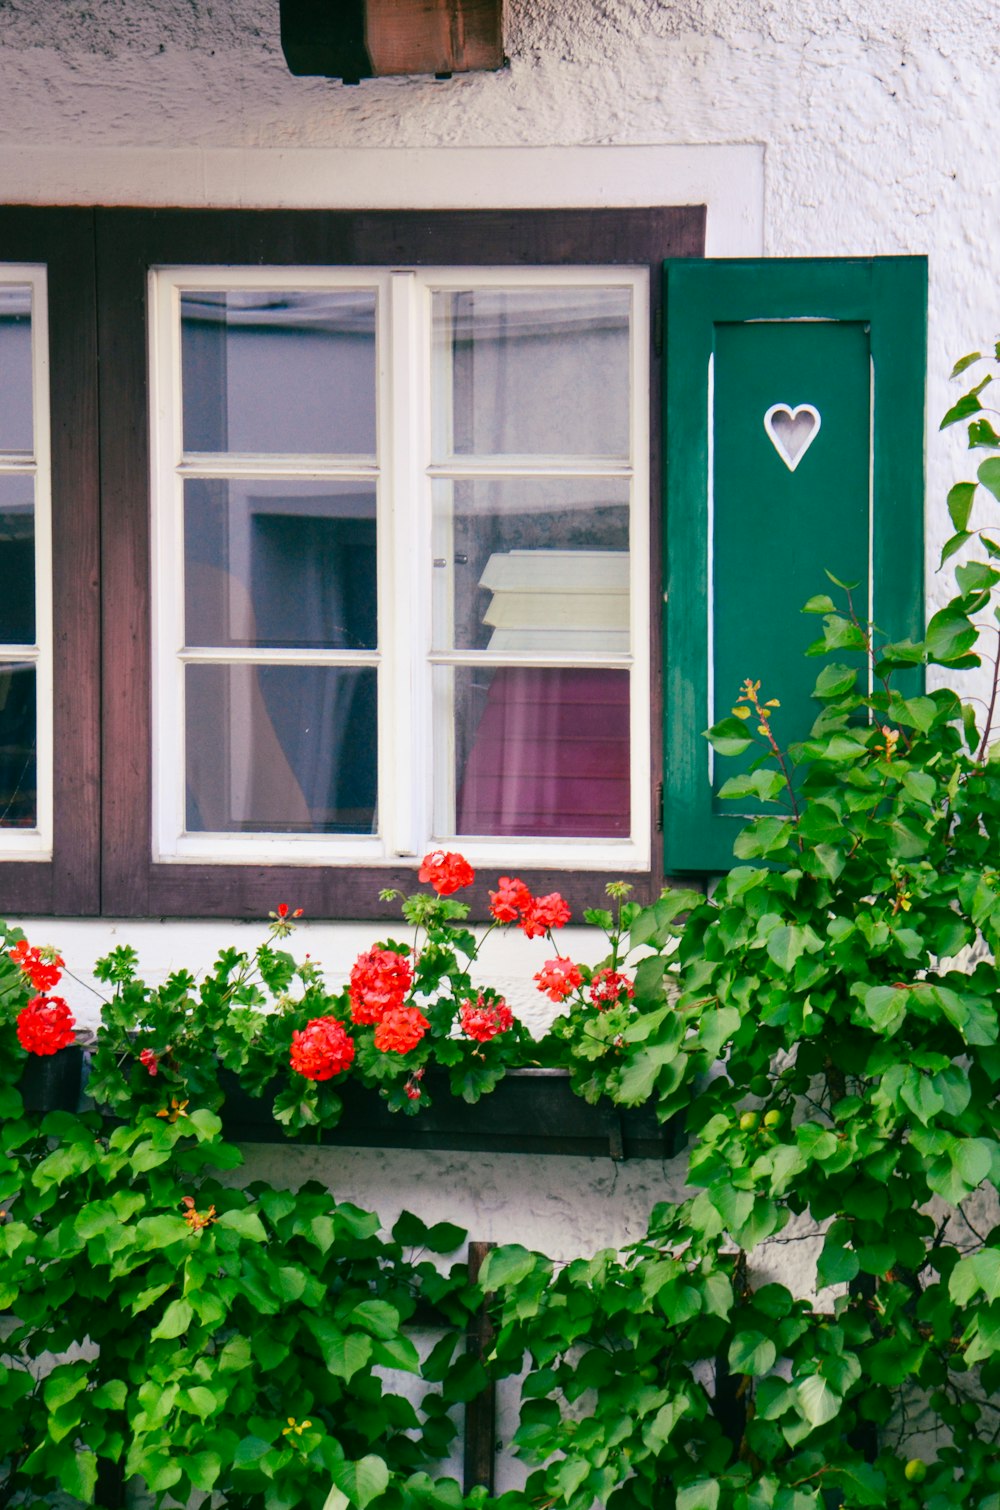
[456,667,630,838]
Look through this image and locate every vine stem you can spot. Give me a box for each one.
[974,624,1000,765]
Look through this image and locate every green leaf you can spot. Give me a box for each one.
[151,1298,193,1340]
[795,1374,840,1428]
[728,1330,777,1375]
[677,1481,720,1510]
[862,985,907,1036]
[766,924,822,973]
[330,1455,390,1510]
[57,1447,98,1503]
[950,351,983,378]
[425,1220,466,1253]
[941,382,989,429]
[816,1240,859,1289]
[802,593,836,615]
[925,603,978,664]
[979,456,1000,502]
[350,1299,401,1339]
[392,1210,430,1246]
[186,1451,223,1492]
[950,1248,1000,1305]
[215,1207,267,1242]
[478,1243,538,1290]
[323,1487,351,1510]
[704,716,754,758]
[734,818,792,860]
[948,481,977,530]
[318,1328,373,1383]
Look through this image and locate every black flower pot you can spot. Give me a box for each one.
[18,1045,85,1113]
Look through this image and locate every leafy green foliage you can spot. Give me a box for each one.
[7,349,1000,1508]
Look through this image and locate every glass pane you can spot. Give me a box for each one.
[181,290,376,455]
[185,664,377,834]
[0,474,34,644]
[185,479,377,650]
[441,665,630,838]
[431,287,630,460]
[0,285,33,454]
[431,477,629,652]
[0,661,36,828]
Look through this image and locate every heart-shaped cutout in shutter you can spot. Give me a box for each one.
[763,403,821,472]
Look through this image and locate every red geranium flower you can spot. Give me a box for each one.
[290,1016,356,1081]
[16,995,75,1056]
[488,876,533,924]
[589,967,635,1009]
[139,1047,160,1076]
[418,850,475,896]
[459,994,515,1042]
[534,957,584,1002]
[519,892,571,938]
[349,947,413,1024]
[374,1005,430,1054]
[10,939,64,994]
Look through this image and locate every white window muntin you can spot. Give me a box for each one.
[0,266,53,860]
[150,264,649,870]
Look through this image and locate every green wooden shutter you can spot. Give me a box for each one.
[663,256,927,873]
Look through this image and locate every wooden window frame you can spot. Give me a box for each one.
[95,206,704,919]
[0,205,706,917]
[0,209,100,916]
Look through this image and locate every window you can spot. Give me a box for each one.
[149,267,649,872]
[0,206,704,917]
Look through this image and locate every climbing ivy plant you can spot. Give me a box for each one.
[4,348,1000,1508]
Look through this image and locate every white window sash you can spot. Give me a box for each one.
[0,266,53,860]
[149,264,649,871]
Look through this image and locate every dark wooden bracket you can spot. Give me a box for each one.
[463,1240,498,1493]
[279,0,503,81]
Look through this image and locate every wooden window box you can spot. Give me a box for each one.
[18,1051,680,1161]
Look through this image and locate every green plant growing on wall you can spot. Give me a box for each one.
[474,347,1000,1510]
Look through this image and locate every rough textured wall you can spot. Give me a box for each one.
[4,0,999,1308]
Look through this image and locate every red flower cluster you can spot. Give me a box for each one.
[139,1047,159,1076]
[349,947,413,1024]
[589,968,636,1009]
[290,1016,356,1081]
[488,876,532,922]
[374,1005,430,1054]
[16,995,76,1056]
[488,878,571,937]
[418,850,475,896]
[534,957,584,1002]
[459,994,515,1042]
[9,939,64,994]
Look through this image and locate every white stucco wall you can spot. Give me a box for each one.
[3,0,998,1328]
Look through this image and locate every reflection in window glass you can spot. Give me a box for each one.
[181,290,377,456]
[431,477,629,653]
[440,665,630,838]
[431,287,630,460]
[0,662,36,828]
[0,473,35,644]
[185,664,377,834]
[184,479,376,650]
[0,285,32,454]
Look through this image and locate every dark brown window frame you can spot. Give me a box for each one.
[0,204,706,920]
[0,209,101,916]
